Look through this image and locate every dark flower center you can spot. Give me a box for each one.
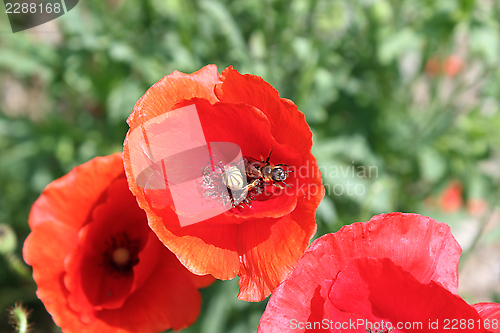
[102,232,141,277]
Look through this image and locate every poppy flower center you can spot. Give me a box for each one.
[103,232,141,277]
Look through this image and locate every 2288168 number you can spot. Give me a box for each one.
[5,2,61,14]
[443,318,499,330]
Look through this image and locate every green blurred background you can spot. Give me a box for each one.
[1,0,500,332]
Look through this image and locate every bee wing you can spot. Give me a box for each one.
[243,156,260,163]
[243,156,264,178]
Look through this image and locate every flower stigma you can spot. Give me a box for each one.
[112,247,131,267]
[103,232,141,276]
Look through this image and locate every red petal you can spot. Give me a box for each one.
[147,211,240,279]
[215,67,324,219]
[63,176,156,323]
[124,65,222,225]
[28,153,124,230]
[257,232,341,332]
[96,255,202,332]
[237,199,318,302]
[23,222,78,329]
[45,263,202,333]
[126,65,221,132]
[329,257,487,333]
[314,212,461,292]
[258,213,461,332]
[157,248,216,288]
[216,66,312,158]
[188,273,216,288]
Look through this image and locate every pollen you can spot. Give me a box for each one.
[112,247,130,266]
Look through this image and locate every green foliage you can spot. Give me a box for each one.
[1,0,500,331]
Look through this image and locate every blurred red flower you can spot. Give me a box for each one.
[23,154,213,333]
[443,55,464,77]
[258,213,500,333]
[123,65,324,301]
[425,55,464,77]
[440,180,463,213]
[425,57,441,76]
[467,198,488,216]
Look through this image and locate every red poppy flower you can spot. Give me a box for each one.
[23,154,213,333]
[258,213,500,332]
[123,65,324,301]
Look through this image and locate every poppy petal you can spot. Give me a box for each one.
[96,260,202,332]
[63,176,158,323]
[155,241,216,288]
[329,257,486,333]
[147,212,241,279]
[216,66,312,158]
[258,213,462,332]
[311,212,462,293]
[257,232,342,332]
[23,222,78,329]
[49,264,202,333]
[236,200,318,302]
[126,64,221,132]
[28,154,124,230]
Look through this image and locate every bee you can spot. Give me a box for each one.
[201,159,264,208]
[244,149,292,189]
